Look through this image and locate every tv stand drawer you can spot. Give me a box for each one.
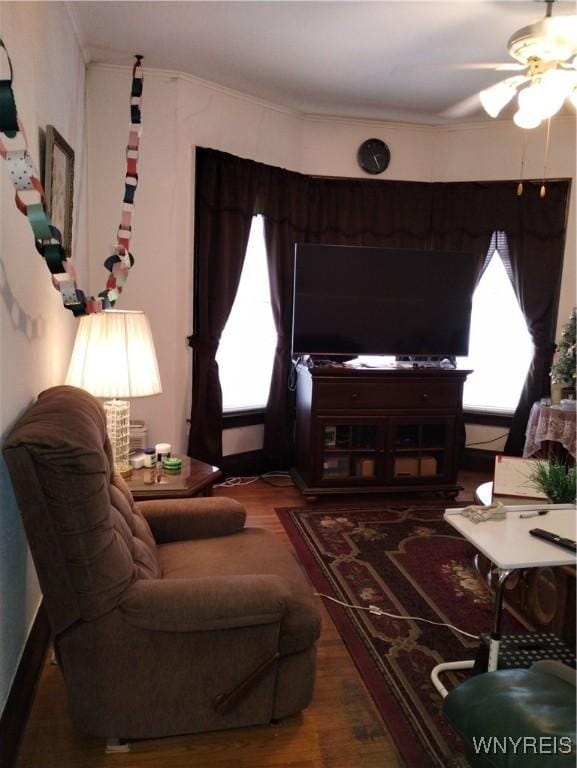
[315,381,461,410]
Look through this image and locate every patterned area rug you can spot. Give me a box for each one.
[277,502,523,768]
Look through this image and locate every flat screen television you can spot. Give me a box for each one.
[291,244,477,357]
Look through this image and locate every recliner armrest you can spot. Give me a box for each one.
[120,574,291,632]
[137,497,246,543]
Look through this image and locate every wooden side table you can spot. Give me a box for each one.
[126,455,222,501]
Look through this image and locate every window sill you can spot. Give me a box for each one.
[222,409,265,428]
[464,408,513,427]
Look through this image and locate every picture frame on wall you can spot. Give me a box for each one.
[44,125,74,256]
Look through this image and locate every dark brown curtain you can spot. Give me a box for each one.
[187,149,260,464]
[305,177,434,247]
[497,181,571,454]
[260,169,310,468]
[431,181,506,283]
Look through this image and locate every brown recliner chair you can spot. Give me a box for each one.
[3,386,320,742]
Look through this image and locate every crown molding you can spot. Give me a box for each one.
[434,112,576,134]
[88,62,577,135]
[64,2,90,66]
[89,62,300,118]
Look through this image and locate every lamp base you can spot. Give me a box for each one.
[103,399,131,477]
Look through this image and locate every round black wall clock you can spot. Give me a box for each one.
[357,138,390,175]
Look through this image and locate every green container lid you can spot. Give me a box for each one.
[163,457,182,469]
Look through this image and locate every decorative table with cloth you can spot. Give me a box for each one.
[523,402,576,459]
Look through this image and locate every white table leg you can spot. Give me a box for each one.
[431,659,475,698]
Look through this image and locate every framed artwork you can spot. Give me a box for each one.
[44,125,74,256]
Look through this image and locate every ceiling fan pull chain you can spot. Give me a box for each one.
[540,118,552,198]
[517,136,527,196]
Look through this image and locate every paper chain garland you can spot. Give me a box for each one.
[0,40,143,316]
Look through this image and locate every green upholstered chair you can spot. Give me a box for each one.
[443,661,576,767]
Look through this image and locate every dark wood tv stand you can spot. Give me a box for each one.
[291,362,471,499]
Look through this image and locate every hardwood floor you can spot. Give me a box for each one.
[14,471,489,768]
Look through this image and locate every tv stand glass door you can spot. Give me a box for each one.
[387,416,455,485]
[318,418,382,484]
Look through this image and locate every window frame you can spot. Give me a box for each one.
[463,409,513,427]
[222,409,265,427]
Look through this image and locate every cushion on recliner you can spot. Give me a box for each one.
[110,476,160,579]
[157,526,321,654]
[137,497,247,543]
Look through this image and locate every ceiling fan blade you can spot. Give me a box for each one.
[482,63,525,72]
[440,92,482,119]
[441,74,530,120]
[393,62,525,74]
[441,63,526,72]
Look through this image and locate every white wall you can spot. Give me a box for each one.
[85,64,576,459]
[0,2,87,716]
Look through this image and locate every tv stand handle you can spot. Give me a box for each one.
[350,392,359,400]
[422,393,429,401]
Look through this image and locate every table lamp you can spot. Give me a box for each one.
[65,310,162,476]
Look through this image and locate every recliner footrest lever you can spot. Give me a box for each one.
[213,651,280,715]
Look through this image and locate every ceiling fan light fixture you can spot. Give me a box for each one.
[541,68,577,112]
[479,80,518,117]
[513,108,542,130]
[514,69,577,126]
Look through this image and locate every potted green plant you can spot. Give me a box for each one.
[550,308,576,400]
[528,458,576,504]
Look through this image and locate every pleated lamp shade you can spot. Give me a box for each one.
[66,310,162,398]
[66,310,162,475]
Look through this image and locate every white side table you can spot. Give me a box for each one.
[431,499,576,697]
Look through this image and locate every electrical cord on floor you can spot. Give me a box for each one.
[260,471,294,487]
[315,592,479,640]
[465,431,509,447]
[215,476,260,487]
[215,472,295,488]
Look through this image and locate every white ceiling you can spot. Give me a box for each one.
[71,0,576,124]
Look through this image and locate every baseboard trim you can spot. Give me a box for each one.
[461,448,499,474]
[0,602,50,768]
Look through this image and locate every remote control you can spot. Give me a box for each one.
[529,528,577,553]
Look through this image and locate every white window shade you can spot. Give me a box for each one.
[460,252,533,413]
[217,216,277,412]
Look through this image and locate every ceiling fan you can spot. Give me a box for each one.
[444,0,577,127]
